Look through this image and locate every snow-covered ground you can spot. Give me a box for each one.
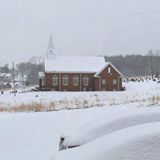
[1,105,160,160]
[0,81,159,160]
[55,122,160,160]
[0,81,160,111]
[60,109,160,149]
[0,106,160,160]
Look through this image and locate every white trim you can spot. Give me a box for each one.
[83,75,89,87]
[73,75,79,86]
[52,75,58,86]
[63,75,69,86]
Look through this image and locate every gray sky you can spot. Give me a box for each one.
[0,0,160,64]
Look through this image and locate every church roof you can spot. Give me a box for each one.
[45,56,106,73]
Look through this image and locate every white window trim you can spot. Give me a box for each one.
[52,75,58,86]
[73,75,79,86]
[63,75,69,86]
[83,76,89,86]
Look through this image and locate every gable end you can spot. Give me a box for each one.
[94,62,123,77]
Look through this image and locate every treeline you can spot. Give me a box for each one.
[105,54,160,77]
[0,57,44,86]
[1,53,160,86]
[16,57,44,85]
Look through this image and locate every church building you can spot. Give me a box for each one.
[39,35,123,91]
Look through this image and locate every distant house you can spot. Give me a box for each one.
[15,74,28,87]
[39,36,123,91]
[0,73,11,80]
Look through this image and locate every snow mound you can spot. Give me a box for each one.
[55,122,160,160]
[60,110,160,148]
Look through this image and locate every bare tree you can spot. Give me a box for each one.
[16,57,44,85]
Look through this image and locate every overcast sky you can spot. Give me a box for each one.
[0,0,160,64]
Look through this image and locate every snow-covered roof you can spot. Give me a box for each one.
[0,73,11,78]
[45,56,106,73]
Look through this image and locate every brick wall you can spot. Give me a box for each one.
[44,64,122,91]
[97,64,122,91]
[45,73,95,91]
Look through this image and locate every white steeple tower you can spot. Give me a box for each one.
[46,34,56,59]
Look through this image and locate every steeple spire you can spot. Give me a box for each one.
[46,34,55,59]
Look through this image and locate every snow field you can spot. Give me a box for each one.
[54,122,160,160]
[0,81,159,112]
[60,110,160,148]
[0,81,159,160]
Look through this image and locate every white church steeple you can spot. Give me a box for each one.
[46,34,56,59]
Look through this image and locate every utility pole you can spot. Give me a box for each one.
[12,61,16,96]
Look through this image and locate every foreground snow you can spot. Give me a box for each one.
[60,109,160,148]
[0,105,160,160]
[0,81,159,160]
[0,108,99,160]
[54,122,160,160]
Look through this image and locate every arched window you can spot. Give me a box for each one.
[52,75,58,86]
[73,75,79,86]
[63,75,68,86]
[83,75,89,86]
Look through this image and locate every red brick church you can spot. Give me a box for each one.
[39,35,123,91]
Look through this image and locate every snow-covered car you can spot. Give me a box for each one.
[55,122,160,160]
[59,110,160,150]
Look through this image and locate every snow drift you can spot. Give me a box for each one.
[60,110,160,149]
[55,122,160,160]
